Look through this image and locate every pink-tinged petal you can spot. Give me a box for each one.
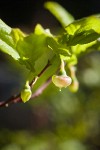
[52,75,72,88]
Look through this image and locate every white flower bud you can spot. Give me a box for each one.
[52,75,72,89]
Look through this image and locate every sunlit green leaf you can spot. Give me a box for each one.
[71,41,97,56]
[16,25,54,75]
[0,39,20,60]
[65,54,77,66]
[0,19,25,60]
[44,1,74,27]
[47,37,71,56]
[0,19,11,34]
[0,20,20,60]
[63,16,100,45]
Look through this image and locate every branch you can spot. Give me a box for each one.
[29,61,51,88]
[0,94,21,107]
[31,78,51,99]
[0,62,51,107]
[0,78,51,107]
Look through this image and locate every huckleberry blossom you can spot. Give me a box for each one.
[52,74,72,89]
[52,59,72,90]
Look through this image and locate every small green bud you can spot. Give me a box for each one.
[52,75,72,89]
[68,66,79,92]
[21,81,32,103]
[69,78,79,92]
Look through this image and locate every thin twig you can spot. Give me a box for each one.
[31,78,51,99]
[30,76,39,89]
[0,94,21,107]
[30,61,51,88]
[0,62,51,107]
[0,78,51,107]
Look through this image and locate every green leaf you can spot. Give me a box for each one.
[34,24,47,35]
[71,41,97,56]
[63,16,100,46]
[0,19,11,34]
[0,19,24,60]
[0,39,20,60]
[44,1,74,27]
[65,54,77,66]
[16,25,54,75]
[86,39,100,51]
[47,37,71,56]
[21,81,32,103]
[11,28,25,46]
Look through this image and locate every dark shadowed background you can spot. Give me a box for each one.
[0,0,100,29]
